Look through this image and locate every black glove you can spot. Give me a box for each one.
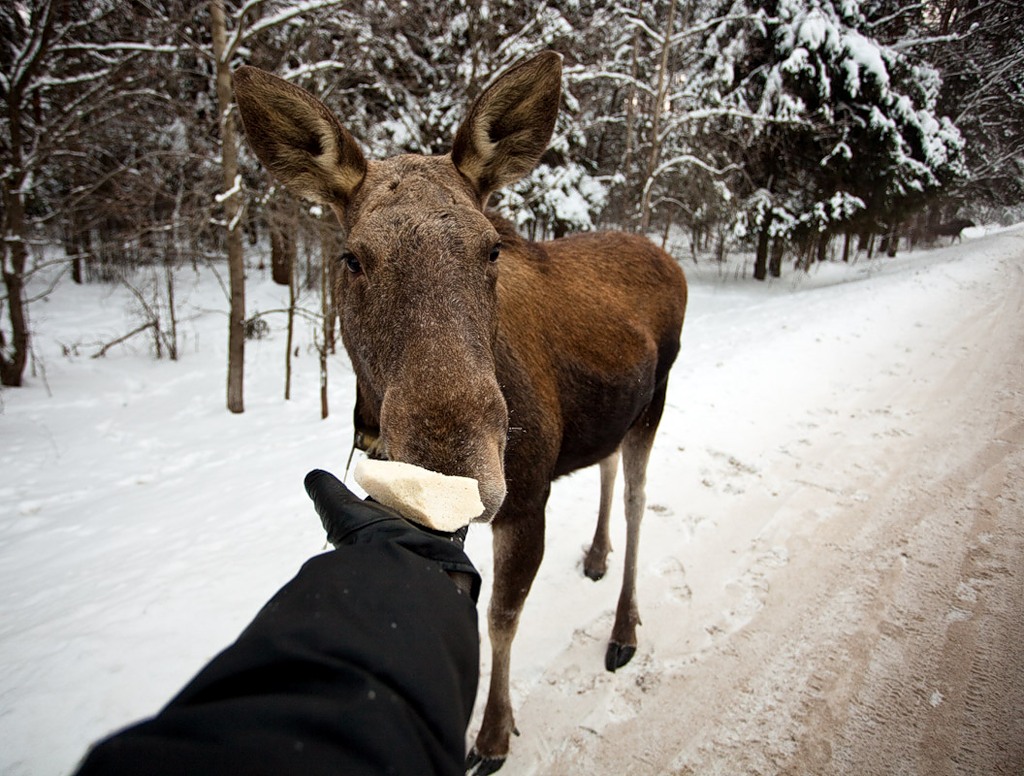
[304,468,481,602]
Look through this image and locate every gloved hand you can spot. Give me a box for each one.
[304,468,481,602]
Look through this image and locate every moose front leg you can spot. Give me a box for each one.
[467,500,547,775]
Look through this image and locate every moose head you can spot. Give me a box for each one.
[234,53,563,522]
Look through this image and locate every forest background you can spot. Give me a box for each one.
[2,0,1022,405]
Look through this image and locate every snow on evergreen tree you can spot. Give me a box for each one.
[695,0,965,271]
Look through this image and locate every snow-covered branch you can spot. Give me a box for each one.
[619,13,665,46]
[282,60,351,81]
[642,155,742,202]
[50,41,182,55]
[33,67,114,90]
[864,3,929,31]
[651,155,741,179]
[232,0,270,28]
[6,1,58,96]
[224,0,348,63]
[566,67,657,98]
[215,174,243,204]
[888,33,961,51]
[668,11,774,44]
[663,105,812,127]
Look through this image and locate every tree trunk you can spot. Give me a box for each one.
[70,226,88,284]
[754,218,771,281]
[270,197,296,286]
[165,264,178,360]
[842,232,852,263]
[660,208,674,250]
[622,30,640,187]
[1,179,30,386]
[715,229,727,264]
[796,241,813,272]
[284,238,296,401]
[319,222,332,420]
[64,208,89,285]
[816,233,829,262]
[321,223,340,356]
[0,6,56,386]
[210,0,245,413]
[885,223,899,257]
[152,281,163,360]
[769,237,784,278]
[270,227,294,286]
[327,252,339,354]
[639,0,678,232]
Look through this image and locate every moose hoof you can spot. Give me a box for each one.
[605,641,636,672]
[466,749,507,775]
[583,547,608,581]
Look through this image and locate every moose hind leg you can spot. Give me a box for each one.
[468,499,546,775]
[584,449,620,581]
[606,386,666,672]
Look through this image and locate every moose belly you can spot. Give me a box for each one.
[552,358,657,477]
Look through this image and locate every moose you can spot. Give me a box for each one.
[234,52,687,773]
[933,217,975,244]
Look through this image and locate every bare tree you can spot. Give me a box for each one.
[208,0,246,412]
[0,1,179,386]
[638,0,678,231]
[206,0,348,413]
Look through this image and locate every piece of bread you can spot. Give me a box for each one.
[353,458,484,532]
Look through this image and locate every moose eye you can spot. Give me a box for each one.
[341,252,362,274]
[488,242,502,263]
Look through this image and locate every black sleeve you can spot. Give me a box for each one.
[74,543,479,776]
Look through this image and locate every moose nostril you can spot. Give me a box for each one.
[378,376,508,516]
[476,476,507,522]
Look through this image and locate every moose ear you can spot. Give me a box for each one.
[233,66,366,207]
[451,52,562,202]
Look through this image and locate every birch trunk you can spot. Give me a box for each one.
[210,0,246,413]
[639,0,678,232]
[284,240,296,401]
[1,179,30,386]
[319,221,333,420]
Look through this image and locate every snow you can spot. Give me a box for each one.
[1,225,1022,775]
[213,173,242,204]
[501,163,609,232]
[842,29,889,91]
[796,9,831,51]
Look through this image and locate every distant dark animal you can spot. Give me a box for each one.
[234,52,687,774]
[933,218,975,244]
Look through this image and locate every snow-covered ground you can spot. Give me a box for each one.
[2,225,1023,775]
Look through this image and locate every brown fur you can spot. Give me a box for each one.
[234,53,687,771]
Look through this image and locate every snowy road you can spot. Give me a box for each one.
[2,227,1022,775]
